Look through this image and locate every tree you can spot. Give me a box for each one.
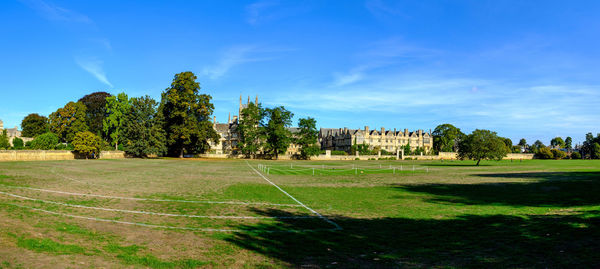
[296,117,320,160]
[432,124,464,153]
[550,137,565,148]
[79,92,112,137]
[28,132,59,150]
[121,96,167,158]
[565,137,573,152]
[593,143,600,159]
[535,147,554,159]
[49,101,89,143]
[501,137,513,153]
[72,131,102,159]
[571,151,581,159]
[518,138,527,152]
[21,113,48,137]
[457,129,507,166]
[530,140,546,154]
[550,149,567,159]
[238,102,264,158]
[103,93,130,150]
[263,106,293,160]
[0,130,9,149]
[160,72,219,158]
[403,144,411,155]
[12,137,24,150]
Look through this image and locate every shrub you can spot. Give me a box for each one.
[535,147,554,159]
[354,157,360,160]
[12,138,24,150]
[0,130,9,149]
[331,150,348,155]
[28,132,59,150]
[550,149,567,160]
[571,152,582,159]
[72,131,102,159]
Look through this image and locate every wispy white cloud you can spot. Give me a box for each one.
[75,57,113,88]
[246,0,279,25]
[202,45,272,79]
[20,0,92,23]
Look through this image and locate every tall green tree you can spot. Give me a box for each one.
[296,117,320,160]
[565,137,573,152]
[0,130,9,149]
[238,102,264,158]
[518,138,527,152]
[550,137,565,148]
[21,113,49,137]
[263,106,293,159]
[121,96,167,158]
[79,92,112,136]
[501,137,513,153]
[458,129,507,166]
[432,124,464,153]
[49,101,89,143]
[530,140,546,153]
[160,72,219,158]
[103,93,130,150]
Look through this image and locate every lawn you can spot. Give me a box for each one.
[0,158,598,268]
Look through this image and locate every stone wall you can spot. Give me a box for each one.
[0,150,125,161]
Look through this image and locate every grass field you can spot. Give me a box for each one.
[0,158,598,268]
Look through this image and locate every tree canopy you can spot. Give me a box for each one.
[432,124,464,153]
[0,130,9,149]
[550,137,565,148]
[103,93,130,150]
[72,131,102,159]
[160,71,219,157]
[238,102,264,158]
[49,101,89,143]
[458,129,507,165]
[21,113,48,137]
[565,137,573,151]
[263,106,293,159]
[28,132,59,150]
[79,92,112,136]
[296,117,320,160]
[121,96,167,158]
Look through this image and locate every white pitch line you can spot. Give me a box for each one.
[0,185,302,207]
[0,203,340,233]
[0,191,318,220]
[245,161,342,230]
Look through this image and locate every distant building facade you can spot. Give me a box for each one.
[208,96,433,156]
[319,126,433,153]
[0,119,21,138]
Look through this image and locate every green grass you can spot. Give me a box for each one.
[0,158,598,268]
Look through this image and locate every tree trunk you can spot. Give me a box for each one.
[179,148,184,158]
[476,159,481,166]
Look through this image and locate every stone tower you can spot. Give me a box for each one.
[0,119,3,130]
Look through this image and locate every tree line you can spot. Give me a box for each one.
[2,71,321,159]
[431,123,600,164]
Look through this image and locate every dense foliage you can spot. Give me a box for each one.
[0,130,9,149]
[263,106,293,159]
[238,102,264,158]
[72,131,102,159]
[432,124,464,153]
[79,92,112,136]
[121,96,167,158]
[28,132,60,150]
[49,101,89,143]
[103,93,130,150]
[12,137,24,149]
[296,117,320,159]
[21,113,48,137]
[160,72,219,157]
[458,129,508,165]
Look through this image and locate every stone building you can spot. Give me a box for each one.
[319,126,433,153]
[0,119,21,138]
[208,96,433,156]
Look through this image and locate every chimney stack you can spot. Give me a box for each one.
[228,113,231,124]
[404,129,408,136]
[255,95,258,104]
[365,126,369,133]
[381,127,385,135]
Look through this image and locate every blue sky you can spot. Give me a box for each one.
[1,0,599,145]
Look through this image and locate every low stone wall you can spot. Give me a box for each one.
[0,150,125,161]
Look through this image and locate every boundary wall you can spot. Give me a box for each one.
[0,150,125,161]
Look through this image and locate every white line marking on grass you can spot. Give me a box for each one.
[246,161,342,230]
[0,185,302,207]
[0,203,340,233]
[0,191,318,220]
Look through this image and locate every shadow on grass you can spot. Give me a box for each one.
[227,209,600,268]
[397,171,600,207]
